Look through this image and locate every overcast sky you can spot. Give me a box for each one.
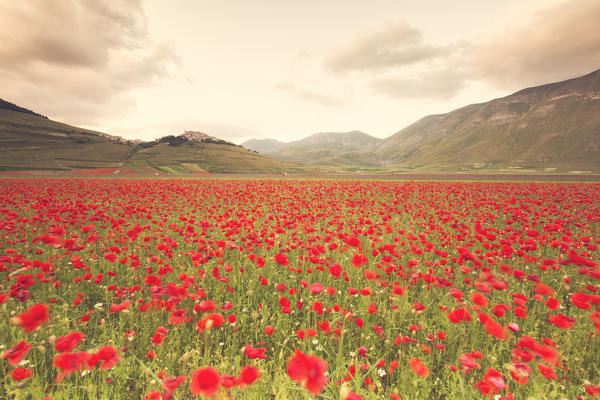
[1,0,600,143]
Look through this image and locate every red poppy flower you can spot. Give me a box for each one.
[110,300,131,314]
[103,252,117,262]
[447,308,471,323]
[510,362,531,384]
[10,367,33,381]
[197,313,225,333]
[534,283,555,296]
[12,303,49,332]
[53,351,91,382]
[274,253,289,266]
[221,374,241,389]
[287,349,328,395]
[571,292,592,309]
[545,297,560,310]
[482,317,506,340]
[586,385,600,397]
[351,253,367,268]
[2,340,32,365]
[408,358,429,377]
[195,300,216,313]
[169,309,187,325]
[55,331,85,352]
[459,352,481,374]
[471,292,489,307]
[514,306,527,319]
[163,375,186,392]
[538,363,557,380]
[548,314,575,329]
[143,390,162,400]
[479,368,507,395]
[190,367,221,397]
[89,346,121,370]
[309,282,325,294]
[244,344,267,359]
[238,365,261,386]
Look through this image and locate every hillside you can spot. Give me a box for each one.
[4,67,600,174]
[369,68,600,172]
[0,106,134,171]
[241,138,285,153]
[240,69,600,173]
[264,131,381,164]
[0,98,48,118]
[0,104,299,174]
[130,139,294,174]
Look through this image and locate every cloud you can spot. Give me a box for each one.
[369,69,468,100]
[326,0,600,101]
[469,0,600,89]
[0,0,178,124]
[326,21,448,73]
[276,83,344,107]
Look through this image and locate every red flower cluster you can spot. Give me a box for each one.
[11,303,49,332]
[189,365,261,397]
[287,349,328,395]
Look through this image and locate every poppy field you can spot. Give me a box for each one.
[1,178,599,400]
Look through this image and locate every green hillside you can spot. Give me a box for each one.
[369,68,600,172]
[0,108,134,171]
[264,130,381,165]
[243,69,600,173]
[129,141,296,174]
[0,102,299,174]
[3,67,600,175]
[241,138,285,154]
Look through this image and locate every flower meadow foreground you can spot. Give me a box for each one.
[0,178,599,400]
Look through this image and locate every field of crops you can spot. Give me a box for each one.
[1,178,599,399]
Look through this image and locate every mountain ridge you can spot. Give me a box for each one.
[369,67,600,171]
[244,68,600,172]
[244,130,382,165]
[3,67,600,174]
[0,108,299,174]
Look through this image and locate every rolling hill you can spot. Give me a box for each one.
[244,131,381,165]
[241,138,285,154]
[129,132,295,174]
[369,68,600,172]
[4,67,600,174]
[0,105,134,171]
[0,101,298,174]
[245,68,600,173]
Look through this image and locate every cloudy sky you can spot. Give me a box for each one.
[1,0,600,143]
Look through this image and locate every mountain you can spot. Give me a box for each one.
[0,101,299,174]
[370,68,600,172]
[241,138,285,154]
[129,132,295,174]
[4,68,600,174]
[0,98,48,118]
[0,102,134,171]
[240,69,600,173]
[265,131,381,165]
